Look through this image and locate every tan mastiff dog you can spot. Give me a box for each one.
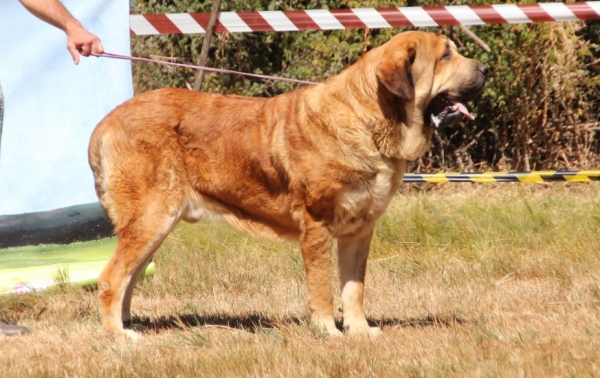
[89,31,488,340]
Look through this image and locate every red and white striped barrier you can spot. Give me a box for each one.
[130,2,600,35]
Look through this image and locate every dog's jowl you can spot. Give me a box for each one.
[88,31,487,340]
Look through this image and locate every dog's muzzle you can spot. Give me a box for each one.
[425,64,488,129]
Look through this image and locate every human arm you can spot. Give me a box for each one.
[19,0,104,64]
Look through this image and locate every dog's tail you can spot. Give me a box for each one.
[88,119,125,232]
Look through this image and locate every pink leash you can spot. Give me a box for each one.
[92,52,319,86]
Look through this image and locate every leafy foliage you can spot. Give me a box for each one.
[131,0,600,171]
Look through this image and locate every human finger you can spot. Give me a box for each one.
[92,39,104,55]
[67,43,80,65]
[79,43,92,57]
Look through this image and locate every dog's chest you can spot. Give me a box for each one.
[332,159,404,237]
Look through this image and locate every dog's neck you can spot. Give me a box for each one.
[321,60,433,162]
[374,84,433,161]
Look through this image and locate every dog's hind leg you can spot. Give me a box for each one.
[121,252,154,332]
[98,205,180,341]
[90,119,189,340]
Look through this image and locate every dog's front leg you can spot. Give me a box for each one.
[299,215,342,336]
[337,228,382,336]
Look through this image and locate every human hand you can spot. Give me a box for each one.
[65,21,104,65]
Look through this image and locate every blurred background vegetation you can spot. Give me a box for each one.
[130,0,600,172]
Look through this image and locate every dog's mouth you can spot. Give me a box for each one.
[425,94,475,129]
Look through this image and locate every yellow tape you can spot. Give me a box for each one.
[403,170,600,183]
[468,172,499,183]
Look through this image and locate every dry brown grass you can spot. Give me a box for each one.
[1,183,599,377]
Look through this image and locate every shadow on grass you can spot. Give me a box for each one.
[133,312,302,334]
[373,313,472,329]
[131,312,472,334]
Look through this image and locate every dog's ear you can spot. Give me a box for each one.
[376,43,417,101]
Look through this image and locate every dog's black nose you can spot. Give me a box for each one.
[479,64,489,77]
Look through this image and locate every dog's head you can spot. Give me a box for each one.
[376,31,488,129]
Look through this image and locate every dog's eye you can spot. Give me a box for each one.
[441,43,452,60]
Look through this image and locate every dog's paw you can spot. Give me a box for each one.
[122,329,143,342]
[310,321,343,338]
[105,326,143,343]
[344,324,383,338]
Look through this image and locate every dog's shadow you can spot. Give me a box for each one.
[133,312,471,334]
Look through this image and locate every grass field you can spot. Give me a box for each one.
[0,238,119,294]
[1,183,599,377]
